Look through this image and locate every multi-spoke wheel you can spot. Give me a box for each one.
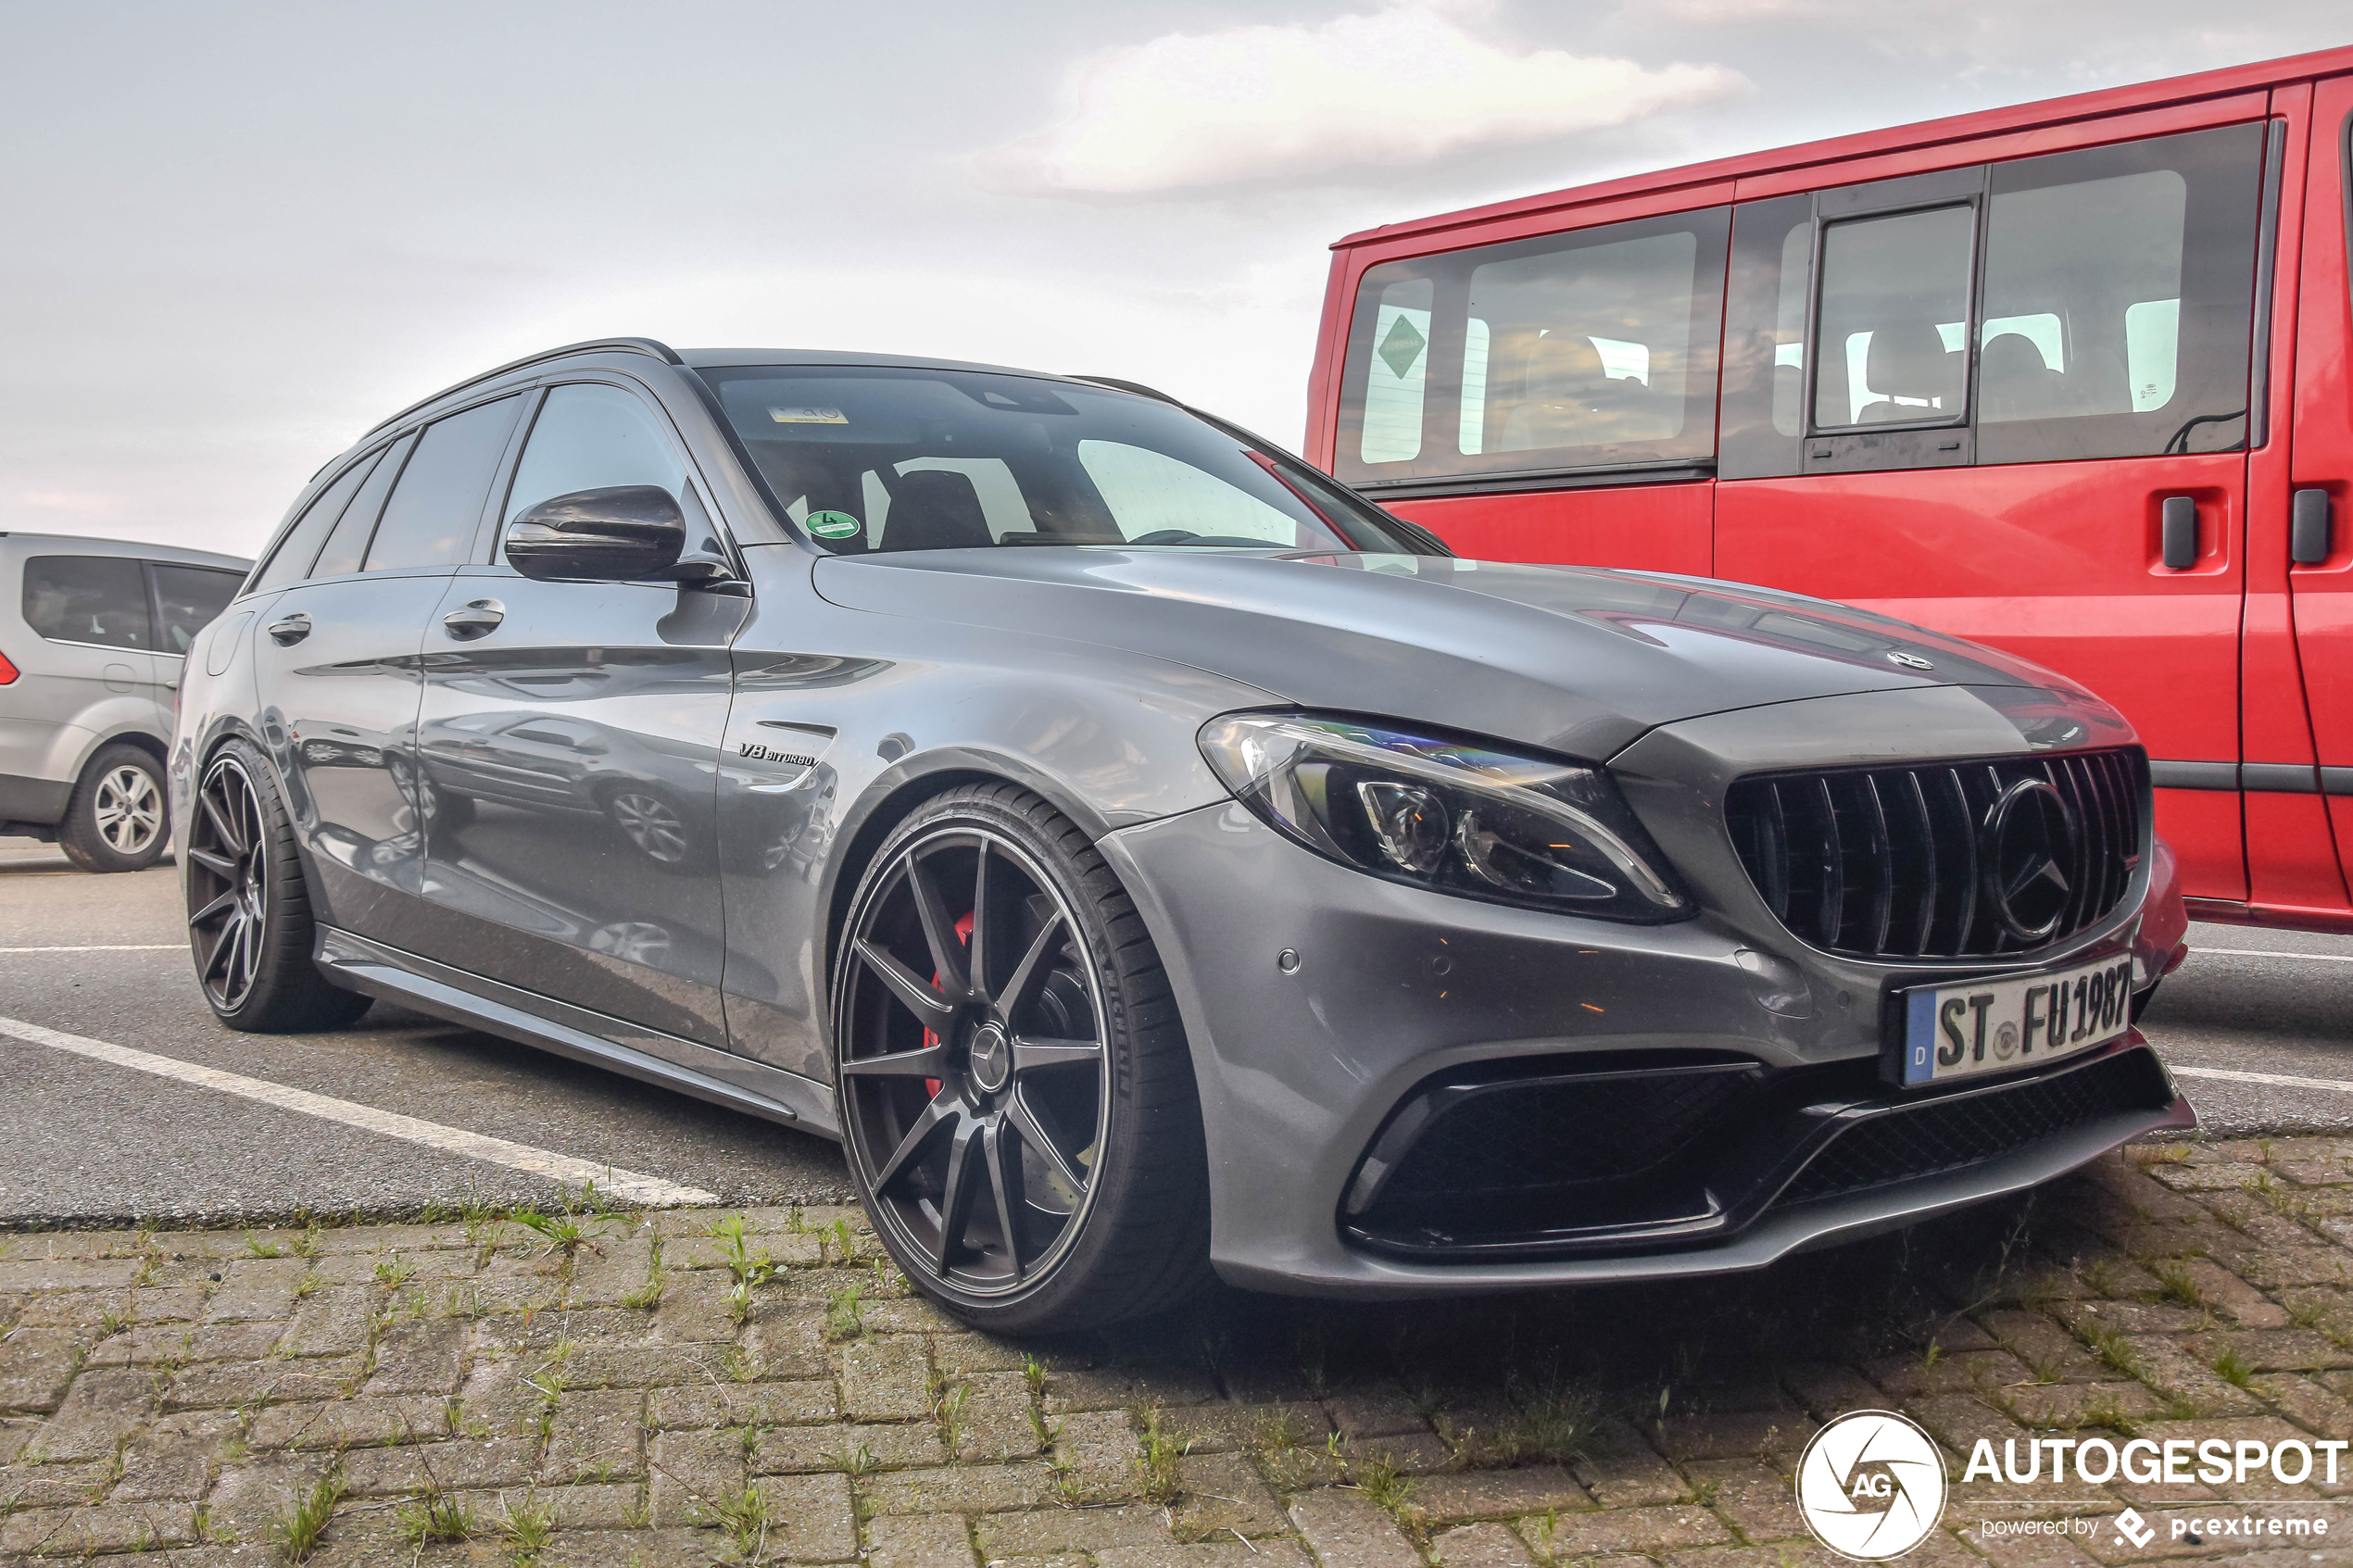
[184,742,371,1033]
[602,785,699,868]
[833,784,1210,1333]
[58,743,170,872]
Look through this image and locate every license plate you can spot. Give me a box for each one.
[1894,953,2135,1085]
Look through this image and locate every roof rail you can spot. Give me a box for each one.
[363,337,684,437]
[1068,374,1177,403]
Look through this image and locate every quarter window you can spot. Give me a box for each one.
[251,447,384,593]
[311,435,412,579]
[505,383,687,524]
[22,556,151,650]
[147,566,242,655]
[1334,208,1729,487]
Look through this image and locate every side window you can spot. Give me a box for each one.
[1975,124,2262,463]
[250,448,384,593]
[1333,207,1729,487]
[1812,204,1975,430]
[311,434,413,579]
[505,383,686,525]
[366,395,522,571]
[22,556,152,650]
[148,566,243,656]
[1718,194,1816,479]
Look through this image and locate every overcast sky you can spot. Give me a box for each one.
[3,1,2345,558]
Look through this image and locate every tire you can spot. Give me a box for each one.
[57,743,169,872]
[184,740,371,1033]
[831,782,1211,1334]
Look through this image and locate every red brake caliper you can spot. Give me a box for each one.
[921,910,975,1098]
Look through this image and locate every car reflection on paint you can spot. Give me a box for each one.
[416,709,714,869]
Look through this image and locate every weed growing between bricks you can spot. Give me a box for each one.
[9,1146,2353,1561]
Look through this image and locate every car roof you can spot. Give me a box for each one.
[0,532,250,571]
[680,347,1091,383]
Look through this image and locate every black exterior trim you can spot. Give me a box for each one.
[2151,759,2239,790]
[363,338,683,438]
[1352,462,1716,501]
[2151,759,2334,793]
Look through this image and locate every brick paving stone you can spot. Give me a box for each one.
[843,1336,934,1421]
[535,1527,734,1567]
[1685,1457,1804,1543]
[872,1511,979,1568]
[753,1420,946,1474]
[86,1319,284,1367]
[934,1332,1031,1375]
[565,1236,658,1308]
[759,1469,860,1561]
[566,1341,734,1388]
[1413,1465,1589,1522]
[203,1256,308,1322]
[867,1460,1055,1513]
[975,1504,1173,1553]
[2252,1371,2353,1437]
[954,1371,1045,1461]
[648,1425,745,1525]
[27,1364,157,1461]
[165,1352,360,1410]
[197,1449,337,1540]
[1289,1486,1423,1568]
[2117,1338,2269,1415]
[652,1378,838,1430]
[277,1286,373,1356]
[338,1433,539,1495]
[249,1392,449,1449]
[1430,1521,1539,1568]
[864,1297,968,1334]
[1652,1409,1803,1462]
[744,1307,833,1380]
[0,1499,197,1555]
[0,1258,142,1291]
[1868,1348,2035,1399]
[363,1314,469,1395]
[1173,1449,1288,1536]
[543,1386,648,1482]
[1981,1311,2110,1382]
[111,1416,231,1502]
[1780,1362,1886,1421]
[2180,1327,2353,1373]
[0,1415,36,1463]
[0,1328,84,1412]
[1039,1361,1222,1414]
[2002,1381,2168,1426]
[1048,1407,1142,1501]
[2057,1300,2208,1336]
[653,1268,740,1342]
[1324,1386,1427,1442]
[1099,1544,1315,1568]
[1525,1502,1732,1559]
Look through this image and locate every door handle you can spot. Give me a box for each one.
[441,598,506,639]
[2293,488,2334,566]
[2160,495,2200,571]
[266,612,311,646]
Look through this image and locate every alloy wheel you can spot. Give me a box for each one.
[837,827,1110,1297]
[93,764,163,856]
[185,756,271,1012]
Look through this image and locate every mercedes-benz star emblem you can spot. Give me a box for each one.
[1886,650,1934,670]
[968,1020,1012,1094]
[1980,777,2078,943]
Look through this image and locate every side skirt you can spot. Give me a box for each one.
[314,925,842,1139]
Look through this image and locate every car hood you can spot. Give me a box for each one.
[812,548,2111,762]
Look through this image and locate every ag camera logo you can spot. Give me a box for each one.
[1796,1411,1947,1560]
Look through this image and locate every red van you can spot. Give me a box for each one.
[1306,45,2353,935]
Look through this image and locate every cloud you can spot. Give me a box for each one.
[975,4,1744,197]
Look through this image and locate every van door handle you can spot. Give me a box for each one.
[2160,495,2200,571]
[441,598,505,639]
[266,612,311,646]
[2293,489,2334,566]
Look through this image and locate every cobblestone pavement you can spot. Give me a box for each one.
[11,1143,2353,1565]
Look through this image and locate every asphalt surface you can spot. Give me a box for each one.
[0,834,2347,1226]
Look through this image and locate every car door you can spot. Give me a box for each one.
[1714,117,2271,907]
[410,380,744,1047]
[2286,75,2353,901]
[251,395,523,947]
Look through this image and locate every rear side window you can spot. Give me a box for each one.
[366,395,522,571]
[251,448,385,593]
[148,566,243,655]
[1333,207,1730,488]
[22,556,151,650]
[311,435,412,579]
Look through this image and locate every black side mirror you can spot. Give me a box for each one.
[504,486,686,583]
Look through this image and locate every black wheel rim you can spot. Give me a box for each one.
[837,826,1110,1297]
[186,756,271,1012]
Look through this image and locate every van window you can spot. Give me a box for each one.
[367,395,522,571]
[1813,205,1974,429]
[147,566,242,655]
[251,448,384,593]
[1334,207,1729,487]
[311,434,412,579]
[1974,125,2261,463]
[22,556,151,650]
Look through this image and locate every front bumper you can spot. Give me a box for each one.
[1098,686,2190,1298]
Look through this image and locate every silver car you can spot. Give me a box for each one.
[172,340,2192,1333]
[1,533,249,870]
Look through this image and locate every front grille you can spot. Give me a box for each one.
[1779,1047,2171,1205]
[1724,748,2145,959]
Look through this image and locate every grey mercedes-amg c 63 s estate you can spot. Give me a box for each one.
[173,338,2194,1332]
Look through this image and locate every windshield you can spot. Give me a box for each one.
[698,365,1436,556]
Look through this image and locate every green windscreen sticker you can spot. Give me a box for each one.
[805,509,862,540]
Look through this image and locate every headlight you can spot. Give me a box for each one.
[1197,712,1692,922]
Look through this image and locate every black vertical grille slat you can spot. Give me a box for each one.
[1724,747,2147,961]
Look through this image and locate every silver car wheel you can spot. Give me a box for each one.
[837,826,1111,1298]
[93,764,163,855]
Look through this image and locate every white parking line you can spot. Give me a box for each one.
[0,1014,718,1208]
[2173,1065,2353,1096]
[0,945,181,952]
[2191,947,2353,964]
